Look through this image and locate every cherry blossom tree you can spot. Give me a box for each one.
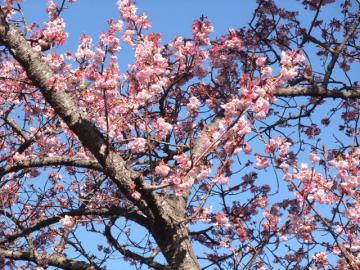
[0,0,359,269]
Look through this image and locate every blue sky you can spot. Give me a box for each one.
[16,1,359,269]
[22,0,258,71]
[23,1,257,42]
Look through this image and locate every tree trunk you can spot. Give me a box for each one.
[150,196,201,270]
[151,223,200,270]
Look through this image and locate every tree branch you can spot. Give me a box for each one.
[322,15,360,87]
[275,86,360,99]
[0,157,103,178]
[104,221,169,270]
[0,247,98,270]
[0,206,149,245]
[0,114,35,154]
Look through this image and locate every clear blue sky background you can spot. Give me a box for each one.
[17,1,359,269]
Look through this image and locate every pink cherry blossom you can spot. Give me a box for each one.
[312,252,328,266]
[173,153,191,170]
[256,56,267,67]
[261,66,272,77]
[128,137,147,153]
[309,152,320,163]
[43,18,68,46]
[215,213,229,225]
[154,118,172,140]
[213,175,229,185]
[155,163,170,177]
[59,215,75,229]
[187,96,201,114]
[256,155,269,169]
[192,17,214,45]
[99,32,121,53]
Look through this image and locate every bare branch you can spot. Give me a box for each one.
[104,221,169,270]
[322,15,360,87]
[0,157,103,178]
[275,86,360,99]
